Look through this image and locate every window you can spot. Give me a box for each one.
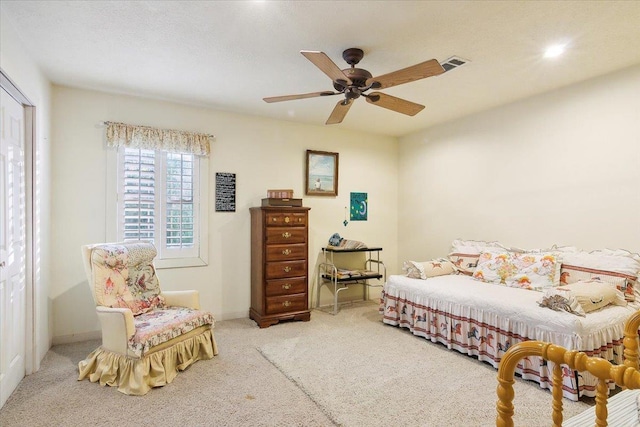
[115,147,208,268]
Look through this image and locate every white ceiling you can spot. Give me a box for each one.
[2,1,640,137]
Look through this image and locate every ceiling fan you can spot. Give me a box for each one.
[263,48,445,125]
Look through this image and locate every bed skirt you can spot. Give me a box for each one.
[380,275,635,401]
[78,328,218,395]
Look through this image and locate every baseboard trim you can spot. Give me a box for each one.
[52,330,101,345]
[216,310,250,321]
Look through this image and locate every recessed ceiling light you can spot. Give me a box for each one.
[544,44,566,59]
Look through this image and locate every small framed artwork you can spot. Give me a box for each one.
[305,150,339,196]
[350,192,368,221]
[215,172,236,212]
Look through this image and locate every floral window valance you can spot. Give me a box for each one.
[105,121,213,156]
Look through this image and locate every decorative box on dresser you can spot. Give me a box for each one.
[250,206,311,328]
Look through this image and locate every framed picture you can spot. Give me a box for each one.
[350,192,368,221]
[305,150,339,196]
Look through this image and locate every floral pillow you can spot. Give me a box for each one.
[510,253,562,290]
[472,252,514,284]
[91,245,135,310]
[125,243,165,314]
[473,251,562,291]
[91,243,165,315]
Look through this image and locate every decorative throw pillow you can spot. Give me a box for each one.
[448,253,480,275]
[125,243,165,314]
[511,245,577,254]
[449,239,506,275]
[558,280,627,313]
[450,239,506,253]
[91,243,165,315]
[91,245,135,310]
[472,251,515,285]
[403,259,456,280]
[538,288,586,317]
[402,261,423,279]
[509,252,562,290]
[473,251,561,291]
[559,249,640,302]
[422,258,456,278]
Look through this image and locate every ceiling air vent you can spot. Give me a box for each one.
[440,56,469,72]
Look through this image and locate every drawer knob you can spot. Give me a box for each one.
[282,301,291,307]
[283,266,292,273]
[284,216,290,223]
[282,283,291,290]
[282,249,291,255]
[298,218,302,222]
[282,232,291,238]
[272,217,277,222]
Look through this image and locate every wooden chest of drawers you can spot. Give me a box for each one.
[250,206,311,328]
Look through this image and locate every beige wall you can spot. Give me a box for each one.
[6,6,639,349]
[50,86,398,341]
[1,12,53,366]
[398,65,640,262]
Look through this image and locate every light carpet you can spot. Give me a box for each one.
[1,302,592,426]
[258,305,591,427]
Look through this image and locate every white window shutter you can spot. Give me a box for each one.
[116,147,206,267]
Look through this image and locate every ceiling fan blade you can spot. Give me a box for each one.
[365,92,425,116]
[326,99,353,125]
[301,51,352,86]
[263,91,339,103]
[366,59,445,90]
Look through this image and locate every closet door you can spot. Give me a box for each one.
[0,87,26,408]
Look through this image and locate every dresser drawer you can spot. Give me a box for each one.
[250,206,311,328]
[265,293,307,315]
[265,277,307,297]
[266,212,307,227]
[265,260,307,279]
[265,227,306,244]
[266,244,306,262]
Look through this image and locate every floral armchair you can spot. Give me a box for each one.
[78,242,218,395]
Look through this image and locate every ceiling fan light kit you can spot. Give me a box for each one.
[263,47,446,125]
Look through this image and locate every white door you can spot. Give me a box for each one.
[0,87,26,408]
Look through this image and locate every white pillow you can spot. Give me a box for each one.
[403,261,424,279]
[421,258,456,278]
[561,249,640,277]
[558,280,627,313]
[403,259,456,280]
[559,248,640,302]
[450,239,506,254]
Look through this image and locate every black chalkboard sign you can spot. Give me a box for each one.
[215,172,236,212]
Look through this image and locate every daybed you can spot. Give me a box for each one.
[380,239,640,401]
